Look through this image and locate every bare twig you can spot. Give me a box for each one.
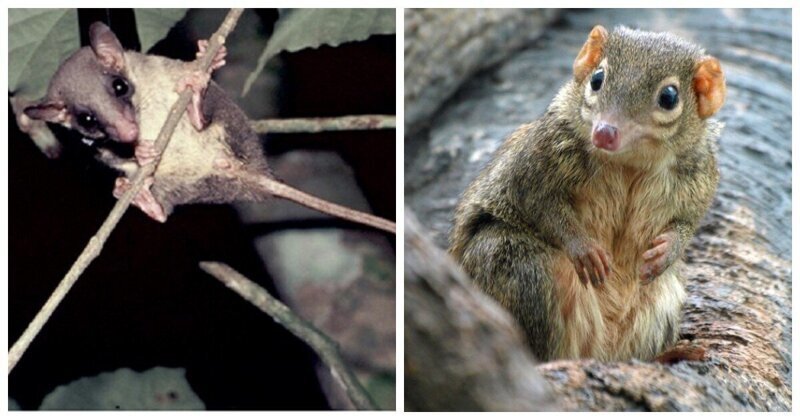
[199,261,378,410]
[7,9,245,374]
[251,115,395,133]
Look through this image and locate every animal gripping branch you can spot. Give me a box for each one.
[8,9,245,374]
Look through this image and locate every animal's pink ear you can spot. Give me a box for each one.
[693,56,726,118]
[574,25,608,82]
[24,101,69,124]
[89,22,125,71]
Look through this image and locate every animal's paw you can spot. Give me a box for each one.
[654,342,706,364]
[114,176,167,223]
[567,239,612,287]
[176,71,210,131]
[640,231,681,284]
[196,39,227,72]
[134,141,159,166]
[176,40,226,131]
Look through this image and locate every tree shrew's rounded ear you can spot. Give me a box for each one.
[24,101,69,124]
[693,56,726,119]
[573,25,608,82]
[89,22,126,72]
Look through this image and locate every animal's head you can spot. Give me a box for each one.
[571,25,725,163]
[24,22,139,143]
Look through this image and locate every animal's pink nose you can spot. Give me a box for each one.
[592,122,619,151]
[111,121,139,143]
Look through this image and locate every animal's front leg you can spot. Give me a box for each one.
[640,230,682,284]
[134,140,159,166]
[566,237,613,287]
[176,40,228,131]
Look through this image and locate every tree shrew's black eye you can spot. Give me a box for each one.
[77,112,98,129]
[590,68,604,91]
[112,77,130,97]
[658,85,679,110]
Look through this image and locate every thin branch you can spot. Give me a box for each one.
[7,9,245,374]
[251,115,396,133]
[199,261,378,410]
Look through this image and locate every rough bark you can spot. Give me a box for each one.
[404,209,555,411]
[405,8,791,411]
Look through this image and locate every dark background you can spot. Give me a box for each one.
[9,9,395,410]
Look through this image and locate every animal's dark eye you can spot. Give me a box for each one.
[658,85,679,110]
[112,77,130,97]
[77,112,98,129]
[590,68,604,91]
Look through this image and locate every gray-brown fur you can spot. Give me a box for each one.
[450,26,723,361]
[25,47,139,142]
[201,81,271,176]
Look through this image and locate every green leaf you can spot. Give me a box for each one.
[365,372,396,410]
[8,9,79,98]
[363,255,394,282]
[241,8,395,96]
[8,9,185,99]
[134,9,187,52]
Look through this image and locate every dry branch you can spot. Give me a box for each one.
[252,115,395,133]
[7,9,245,374]
[199,261,377,410]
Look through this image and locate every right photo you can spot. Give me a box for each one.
[404,8,791,411]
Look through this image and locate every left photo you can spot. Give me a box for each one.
[8,8,396,410]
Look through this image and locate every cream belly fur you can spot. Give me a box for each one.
[549,162,686,361]
[126,51,236,185]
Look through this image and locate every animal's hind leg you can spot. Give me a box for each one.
[176,40,228,131]
[114,176,167,223]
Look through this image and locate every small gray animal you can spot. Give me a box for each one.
[24,22,393,233]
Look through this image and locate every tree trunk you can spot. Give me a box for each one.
[404,209,555,411]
